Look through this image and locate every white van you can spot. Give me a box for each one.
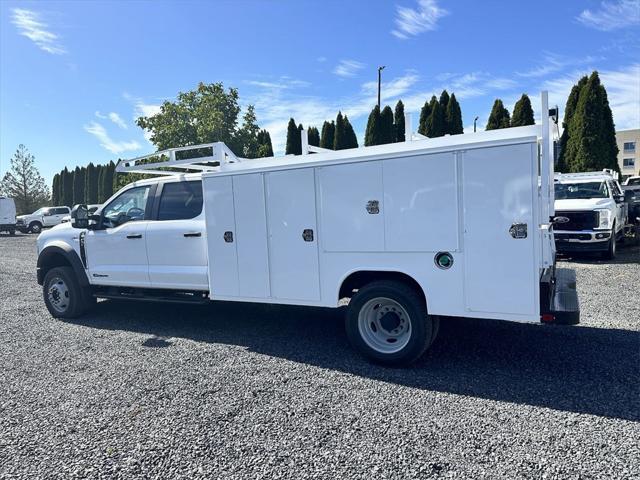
[0,197,17,235]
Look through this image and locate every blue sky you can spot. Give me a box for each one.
[1,0,639,185]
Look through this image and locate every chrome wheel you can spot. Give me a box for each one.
[30,223,41,233]
[357,297,412,354]
[47,276,70,313]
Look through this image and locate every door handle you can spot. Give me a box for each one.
[184,232,202,237]
[126,233,142,239]
[302,229,314,242]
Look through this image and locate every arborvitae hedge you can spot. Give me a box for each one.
[486,99,511,130]
[511,94,535,127]
[394,100,405,142]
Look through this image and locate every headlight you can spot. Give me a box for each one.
[595,209,612,229]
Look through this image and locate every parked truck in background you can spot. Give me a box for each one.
[16,206,71,234]
[553,171,627,259]
[0,197,17,235]
[34,92,580,366]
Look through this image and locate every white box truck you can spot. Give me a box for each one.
[0,197,17,235]
[35,92,579,365]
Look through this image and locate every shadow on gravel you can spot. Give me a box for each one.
[62,299,640,422]
[558,244,640,265]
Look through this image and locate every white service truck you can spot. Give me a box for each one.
[554,171,627,258]
[35,92,579,365]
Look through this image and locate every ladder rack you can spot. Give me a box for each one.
[115,142,241,176]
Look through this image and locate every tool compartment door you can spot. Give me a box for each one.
[462,143,537,317]
[265,168,320,301]
[204,175,239,297]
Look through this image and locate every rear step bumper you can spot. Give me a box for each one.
[540,267,580,325]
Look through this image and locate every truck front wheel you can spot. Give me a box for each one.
[29,222,42,234]
[346,280,434,366]
[603,224,616,260]
[43,266,92,318]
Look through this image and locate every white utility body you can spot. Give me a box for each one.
[36,92,579,365]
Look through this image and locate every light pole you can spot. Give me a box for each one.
[474,116,479,132]
[377,66,386,108]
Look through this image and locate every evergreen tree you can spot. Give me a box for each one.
[297,124,305,154]
[97,165,104,203]
[486,99,511,130]
[257,129,274,157]
[418,99,432,135]
[0,145,50,214]
[439,90,450,131]
[238,105,261,158]
[84,162,99,204]
[343,115,359,149]
[394,100,405,142]
[307,127,320,147]
[285,118,300,155]
[564,71,619,173]
[320,121,335,149]
[51,173,60,206]
[445,93,463,135]
[365,105,382,146]
[62,167,73,207]
[334,112,347,150]
[511,94,535,127]
[99,162,115,202]
[72,167,85,205]
[426,96,445,137]
[380,105,395,144]
[557,76,588,172]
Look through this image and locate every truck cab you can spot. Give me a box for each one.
[553,172,626,258]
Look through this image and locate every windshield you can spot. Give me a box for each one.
[31,208,45,215]
[555,181,609,200]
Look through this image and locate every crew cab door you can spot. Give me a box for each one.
[41,208,58,227]
[85,184,154,287]
[145,180,208,290]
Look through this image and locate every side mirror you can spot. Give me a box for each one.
[70,204,89,229]
[614,194,625,204]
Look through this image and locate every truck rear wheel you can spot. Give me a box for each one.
[43,266,92,318]
[346,280,434,366]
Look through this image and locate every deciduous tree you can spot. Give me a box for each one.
[0,145,50,214]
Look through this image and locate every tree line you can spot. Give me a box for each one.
[285,111,359,155]
[51,161,117,207]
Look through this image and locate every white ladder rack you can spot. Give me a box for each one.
[115,142,241,176]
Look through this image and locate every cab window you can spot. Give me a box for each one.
[157,181,203,221]
[102,185,151,228]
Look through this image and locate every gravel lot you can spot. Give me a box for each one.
[1,234,638,479]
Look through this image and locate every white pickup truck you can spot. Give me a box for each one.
[554,171,627,259]
[17,206,71,234]
[35,92,579,365]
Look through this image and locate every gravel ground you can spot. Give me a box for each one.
[1,233,638,479]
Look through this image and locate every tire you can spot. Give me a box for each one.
[29,222,42,234]
[43,266,92,318]
[602,225,616,260]
[345,280,434,366]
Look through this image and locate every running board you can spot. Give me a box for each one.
[93,287,209,305]
[542,268,580,325]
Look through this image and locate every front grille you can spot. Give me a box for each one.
[555,210,599,231]
[555,233,592,241]
[16,219,24,225]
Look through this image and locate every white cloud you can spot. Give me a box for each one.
[517,52,600,78]
[577,0,640,31]
[11,8,66,55]
[108,112,127,129]
[84,121,141,154]
[391,0,449,39]
[543,64,640,131]
[333,59,365,78]
[95,111,128,129]
[246,77,310,90]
